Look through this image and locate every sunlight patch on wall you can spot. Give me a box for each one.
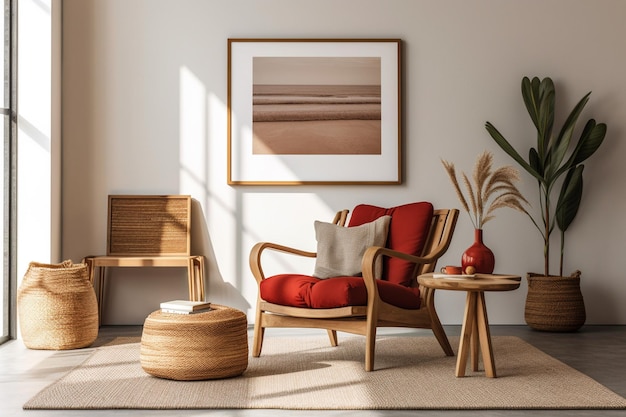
[178,66,207,199]
[207,92,228,192]
[206,91,241,289]
[178,65,241,289]
[241,192,338,276]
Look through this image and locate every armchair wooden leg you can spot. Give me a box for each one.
[252,325,264,357]
[364,327,377,372]
[252,306,265,357]
[364,309,379,371]
[432,319,454,357]
[425,287,454,356]
[327,329,338,346]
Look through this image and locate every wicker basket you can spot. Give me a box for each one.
[524,271,586,332]
[140,305,248,380]
[17,260,99,349]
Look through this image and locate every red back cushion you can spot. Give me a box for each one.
[348,202,434,287]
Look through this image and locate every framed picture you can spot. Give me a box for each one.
[227,38,402,185]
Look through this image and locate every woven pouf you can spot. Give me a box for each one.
[17,260,99,350]
[140,304,248,380]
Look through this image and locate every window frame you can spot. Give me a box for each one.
[1,0,17,345]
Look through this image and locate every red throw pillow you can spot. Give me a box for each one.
[348,202,434,287]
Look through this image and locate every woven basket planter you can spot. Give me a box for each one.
[140,305,248,380]
[18,260,99,350]
[524,271,586,332]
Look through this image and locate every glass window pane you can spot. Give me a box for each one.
[1,0,12,342]
[1,0,7,340]
[1,114,4,339]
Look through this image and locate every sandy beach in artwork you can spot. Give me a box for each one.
[253,119,381,154]
[252,84,382,155]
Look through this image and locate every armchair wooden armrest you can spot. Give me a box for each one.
[362,246,438,269]
[249,241,317,284]
[360,245,438,306]
[250,209,349,284]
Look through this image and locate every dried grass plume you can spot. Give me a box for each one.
[441,151,529,229]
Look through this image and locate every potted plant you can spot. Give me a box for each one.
[485,76,607,331]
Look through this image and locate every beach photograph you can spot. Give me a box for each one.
[252,57,382,155]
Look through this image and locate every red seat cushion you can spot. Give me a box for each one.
[260,274,421,310]
[348,202,434,287]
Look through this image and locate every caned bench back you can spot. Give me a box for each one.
[106,195,191,256]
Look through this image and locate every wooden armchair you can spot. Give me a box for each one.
[249,202,459,371]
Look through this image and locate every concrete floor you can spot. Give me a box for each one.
[1,325,625,417]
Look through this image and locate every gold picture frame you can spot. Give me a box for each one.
[227,38,402,185]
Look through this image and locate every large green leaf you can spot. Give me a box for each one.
[529,147,543,180]
[522,77,554,160]
[556,165,584,232]
[571,120,607,165]
[485,122,542,182]
[537,80,555,158]
[544,93,587,180]
[522,77,540,130]
[555,120,607,179]
[557,92,591,145]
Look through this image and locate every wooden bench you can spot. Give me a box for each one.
[83,195,205,324]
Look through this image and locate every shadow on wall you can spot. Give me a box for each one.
[580,278,621,324]
[191,199,249,312]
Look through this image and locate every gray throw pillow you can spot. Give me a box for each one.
[313,215,391,279]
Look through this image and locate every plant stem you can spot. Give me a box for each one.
[543,187,550,276]
[560,229,565,276]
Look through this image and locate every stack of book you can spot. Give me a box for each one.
[160,300,212,314]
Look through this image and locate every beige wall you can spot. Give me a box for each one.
[61,0,626,325]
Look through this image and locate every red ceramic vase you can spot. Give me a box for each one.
[461,229,495,274]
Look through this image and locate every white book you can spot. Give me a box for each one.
[161,308,211,315]
[159,300,212,312]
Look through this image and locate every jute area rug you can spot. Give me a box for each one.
[24,335,626,410]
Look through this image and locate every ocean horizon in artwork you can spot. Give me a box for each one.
[252,84,382,155]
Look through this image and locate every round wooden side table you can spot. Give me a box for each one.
[418,273,521,378]
[140,304,248,380]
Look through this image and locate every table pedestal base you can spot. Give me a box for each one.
[456,291,496,378]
